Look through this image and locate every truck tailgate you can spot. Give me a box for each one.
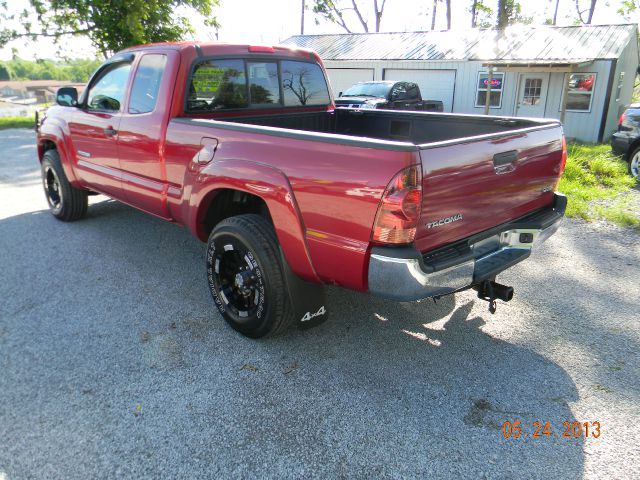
[414,126,564,253]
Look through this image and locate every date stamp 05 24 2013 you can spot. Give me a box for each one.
[502,421,601,439]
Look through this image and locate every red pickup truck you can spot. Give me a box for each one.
[36,42,567,338]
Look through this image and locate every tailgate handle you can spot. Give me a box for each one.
[493,150,518,167]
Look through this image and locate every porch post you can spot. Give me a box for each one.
[484,67,493,115]
[560,68,572,125]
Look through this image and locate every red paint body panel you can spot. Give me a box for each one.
[117,50,181,218]
[68,109,124,198]
[164,119,418,289]
[415,129,563,252]
[37,41,565,294]
[37,113,79,184]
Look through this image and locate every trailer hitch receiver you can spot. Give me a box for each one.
[474,280,514,314]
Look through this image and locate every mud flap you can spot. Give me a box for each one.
[280,249,328,329]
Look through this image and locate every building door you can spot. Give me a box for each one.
[515,74,548,118]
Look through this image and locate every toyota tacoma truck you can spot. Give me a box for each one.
[335,80,444,112]
[36,42,567,338]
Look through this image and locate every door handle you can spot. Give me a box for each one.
[104,127,117,137]
[493,150,518,174]
[493,150,518,166]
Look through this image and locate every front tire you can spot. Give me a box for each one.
[41,150,88,221]
[206,214,294,338]
[628,147,640,180]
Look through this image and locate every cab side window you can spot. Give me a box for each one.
[87,63,131,112]
[391,83,408,101]
[406,83,420,101]
[187,59,248,112]
[129,54,167,114]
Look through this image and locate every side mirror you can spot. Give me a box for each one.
[338,91,343,97]
[56,87,78,107]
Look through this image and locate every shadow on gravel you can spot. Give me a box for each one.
[0,200,584,479]
[522,223,640,401]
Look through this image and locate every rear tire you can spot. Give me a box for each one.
[41,149,88,221]
[628,147,640,180]
[206,214,294,338]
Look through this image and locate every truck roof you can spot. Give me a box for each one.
[119,41,318,61]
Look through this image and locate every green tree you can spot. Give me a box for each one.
[617,0,638,20]
[0,0,220,59]
[551,0,560,25]
[430,0,451,30]
[0,62,13,80]
[312,0,388,33]
[431,0,438,30]
[575,0,597,24]
[470,0,492,28]
[496,0,530,30]
[0,57,102,81]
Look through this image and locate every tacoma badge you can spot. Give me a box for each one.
[426,213,463,229]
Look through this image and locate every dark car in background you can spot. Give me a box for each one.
[335,81,444,112]
[611,103,640,179]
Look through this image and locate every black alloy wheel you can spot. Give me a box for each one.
[206,214,294,338]
[40,149,88,221]
[43,164,63,214]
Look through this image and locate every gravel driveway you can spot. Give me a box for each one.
[1,128,638,479]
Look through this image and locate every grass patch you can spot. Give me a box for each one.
[0,116,35,130]
[559,143,639,228]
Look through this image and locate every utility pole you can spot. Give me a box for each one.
[301,0,305,35]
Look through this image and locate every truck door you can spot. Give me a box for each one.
[68,59,132,199]
[404,83,421,109]
[117,51,177,218]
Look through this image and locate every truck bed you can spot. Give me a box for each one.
[177,108,563,255]
[211,109,557,146]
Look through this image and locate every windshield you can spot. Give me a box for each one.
[342,83,391,98]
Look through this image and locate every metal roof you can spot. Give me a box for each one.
[283,24,638,62]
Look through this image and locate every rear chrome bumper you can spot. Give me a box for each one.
[368,194,566,301]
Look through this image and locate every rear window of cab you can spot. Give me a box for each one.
[186,58,330,112]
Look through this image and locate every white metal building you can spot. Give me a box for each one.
[284,24,639,143]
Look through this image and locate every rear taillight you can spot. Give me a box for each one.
[619,112,626,126]
[554,135,568,191]
[560,135,567,175]
[372,165,422,245]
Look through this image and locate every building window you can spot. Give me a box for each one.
[616,72,625,102]
[475,71,504,108]
[522,78,542,106]
[562,73,596,112]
